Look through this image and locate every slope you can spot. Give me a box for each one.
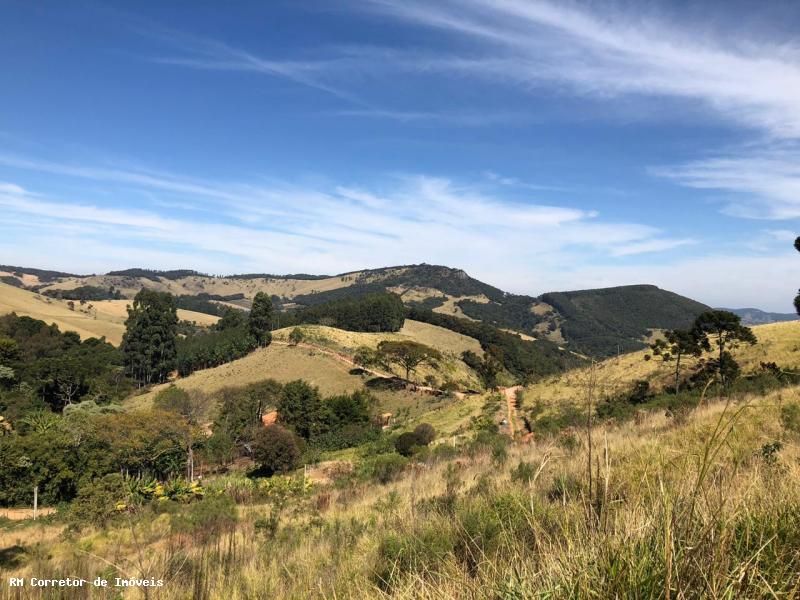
[541,284,710,356]
[130,319,485,408]
[0,283,218,345]
[21,263,713,358]
[522,319,800,408]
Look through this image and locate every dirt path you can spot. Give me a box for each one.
[499,385,523,438]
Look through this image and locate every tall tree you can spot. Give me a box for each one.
[277,379,323,440]
[249,292,274,347]
[377,340,441,383]
[650,329,703,393]
[121,289,178,385]
[691,310,756,385]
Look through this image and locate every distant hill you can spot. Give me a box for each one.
[541,285,710,356]
[718,307,799,326]
[6,263,711,358]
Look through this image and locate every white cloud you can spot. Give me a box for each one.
[366,0,800,138]
[652,145,800,219]
[0,158,690,289]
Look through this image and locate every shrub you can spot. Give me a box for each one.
[171,495,237,544]
[780,402,800,435]
[252,424,302,475]
[69,473,125,529]
[374,525,454,590]
[395,432,420,457]
[510,460,536,484]
[547,472,582,502]
[363,453,408,484]
[413,423,436,446]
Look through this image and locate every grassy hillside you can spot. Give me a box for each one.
[131,319,485,410]
[0,283,218,345]
[23,263,714,358]
[521,320,800,417]
[5,383,799,598]
[0,282,126,343]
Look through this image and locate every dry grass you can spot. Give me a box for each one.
[524,320,800,407]
[38,272,360,303]
[92,299,220,327]
[0,282,126,344]
[129,344,367,409]
[6,384,799,598]
[0,283,219,345]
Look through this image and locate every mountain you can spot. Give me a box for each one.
[541,285,710,356]
[718,307,799,326]
[4,263,710,358]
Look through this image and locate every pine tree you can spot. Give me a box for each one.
[121,289,178,385]
[249,292,274,346]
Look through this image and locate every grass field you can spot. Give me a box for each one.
[0,282,126,343]
[522,319,800,407]
[132,320,485,414]
[0,283,218,345]
[38,272,361,303]
[8,383,799,598]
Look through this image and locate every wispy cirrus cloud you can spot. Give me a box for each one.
[149,1,800,220]
[362,0,800,221]
[652,145,800,219]
[365,0,800,137]
[0,153,690,291]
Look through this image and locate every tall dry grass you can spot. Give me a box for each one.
[2,386,799,599]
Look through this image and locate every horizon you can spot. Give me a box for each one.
[1,1,799,311]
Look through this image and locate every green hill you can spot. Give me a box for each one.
[541,284,709,356]
[18,263,712,358]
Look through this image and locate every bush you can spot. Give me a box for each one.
[252,425,302,475]
[394,423,437,457]
[363,453,408,484]
[510,460,536,484]
[374,525,454,590]
[171,495,237,544]
[70,473,125,529]
[780,402,800,435]
[547,472,583,502]
[413,423,436,446]
[394,432,419,457]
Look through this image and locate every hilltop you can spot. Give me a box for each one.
[3,263,712,357]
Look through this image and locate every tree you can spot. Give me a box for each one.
[353,346,377,369]
[216,307,246,331]
[377,340,441,383]
[691,310,756,385]
[121,289,178,385]
[288,328,304,346]
[0,336,20,365]
[249,292,274,347]
[462,348,503,389]
[277,380,323,440]
[252,424,301,475]
[211,380,283,452]
[650,328,704,393]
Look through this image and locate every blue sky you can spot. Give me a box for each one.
[1,0,799,310]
